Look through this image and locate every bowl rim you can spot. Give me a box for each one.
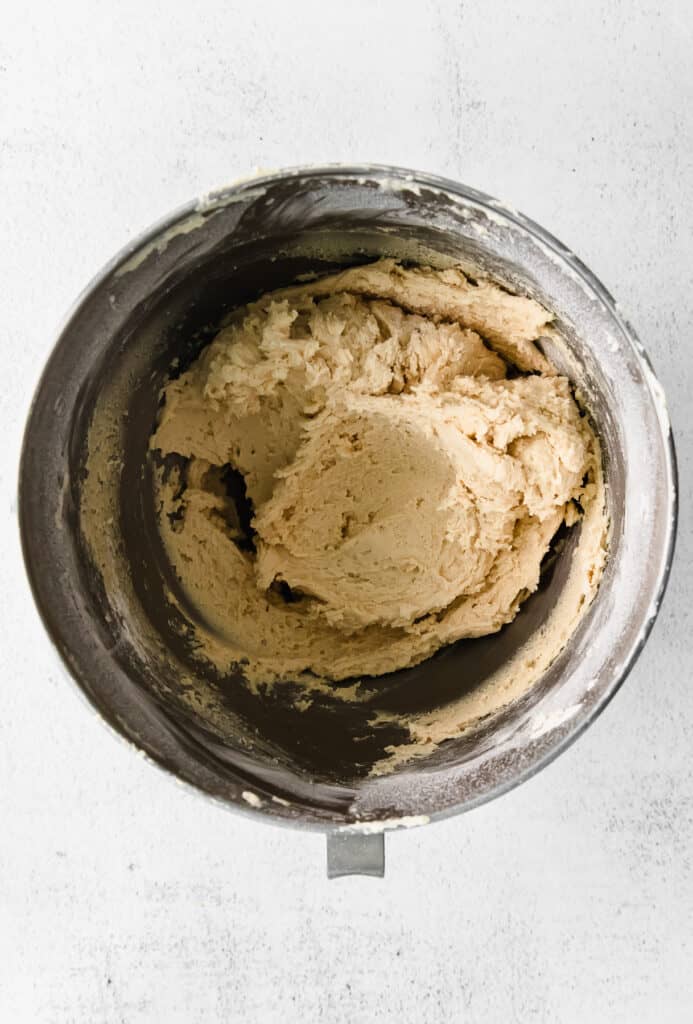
[18,162,679,834]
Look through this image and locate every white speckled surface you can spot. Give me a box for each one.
[2,2,691,1020]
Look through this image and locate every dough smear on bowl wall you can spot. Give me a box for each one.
[150,257,608,741]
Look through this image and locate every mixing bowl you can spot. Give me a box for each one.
[19,165,677,876]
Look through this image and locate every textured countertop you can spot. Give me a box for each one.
[2,2,691,1021]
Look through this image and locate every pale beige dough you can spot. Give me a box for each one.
[150,259,605,688]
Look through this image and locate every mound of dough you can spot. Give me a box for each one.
[151,259,603,683]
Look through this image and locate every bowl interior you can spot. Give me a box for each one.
[21,169,673,826]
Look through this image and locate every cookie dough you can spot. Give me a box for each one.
[151,259,604,684]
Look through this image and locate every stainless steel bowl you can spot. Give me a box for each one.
[19,165,677,875]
